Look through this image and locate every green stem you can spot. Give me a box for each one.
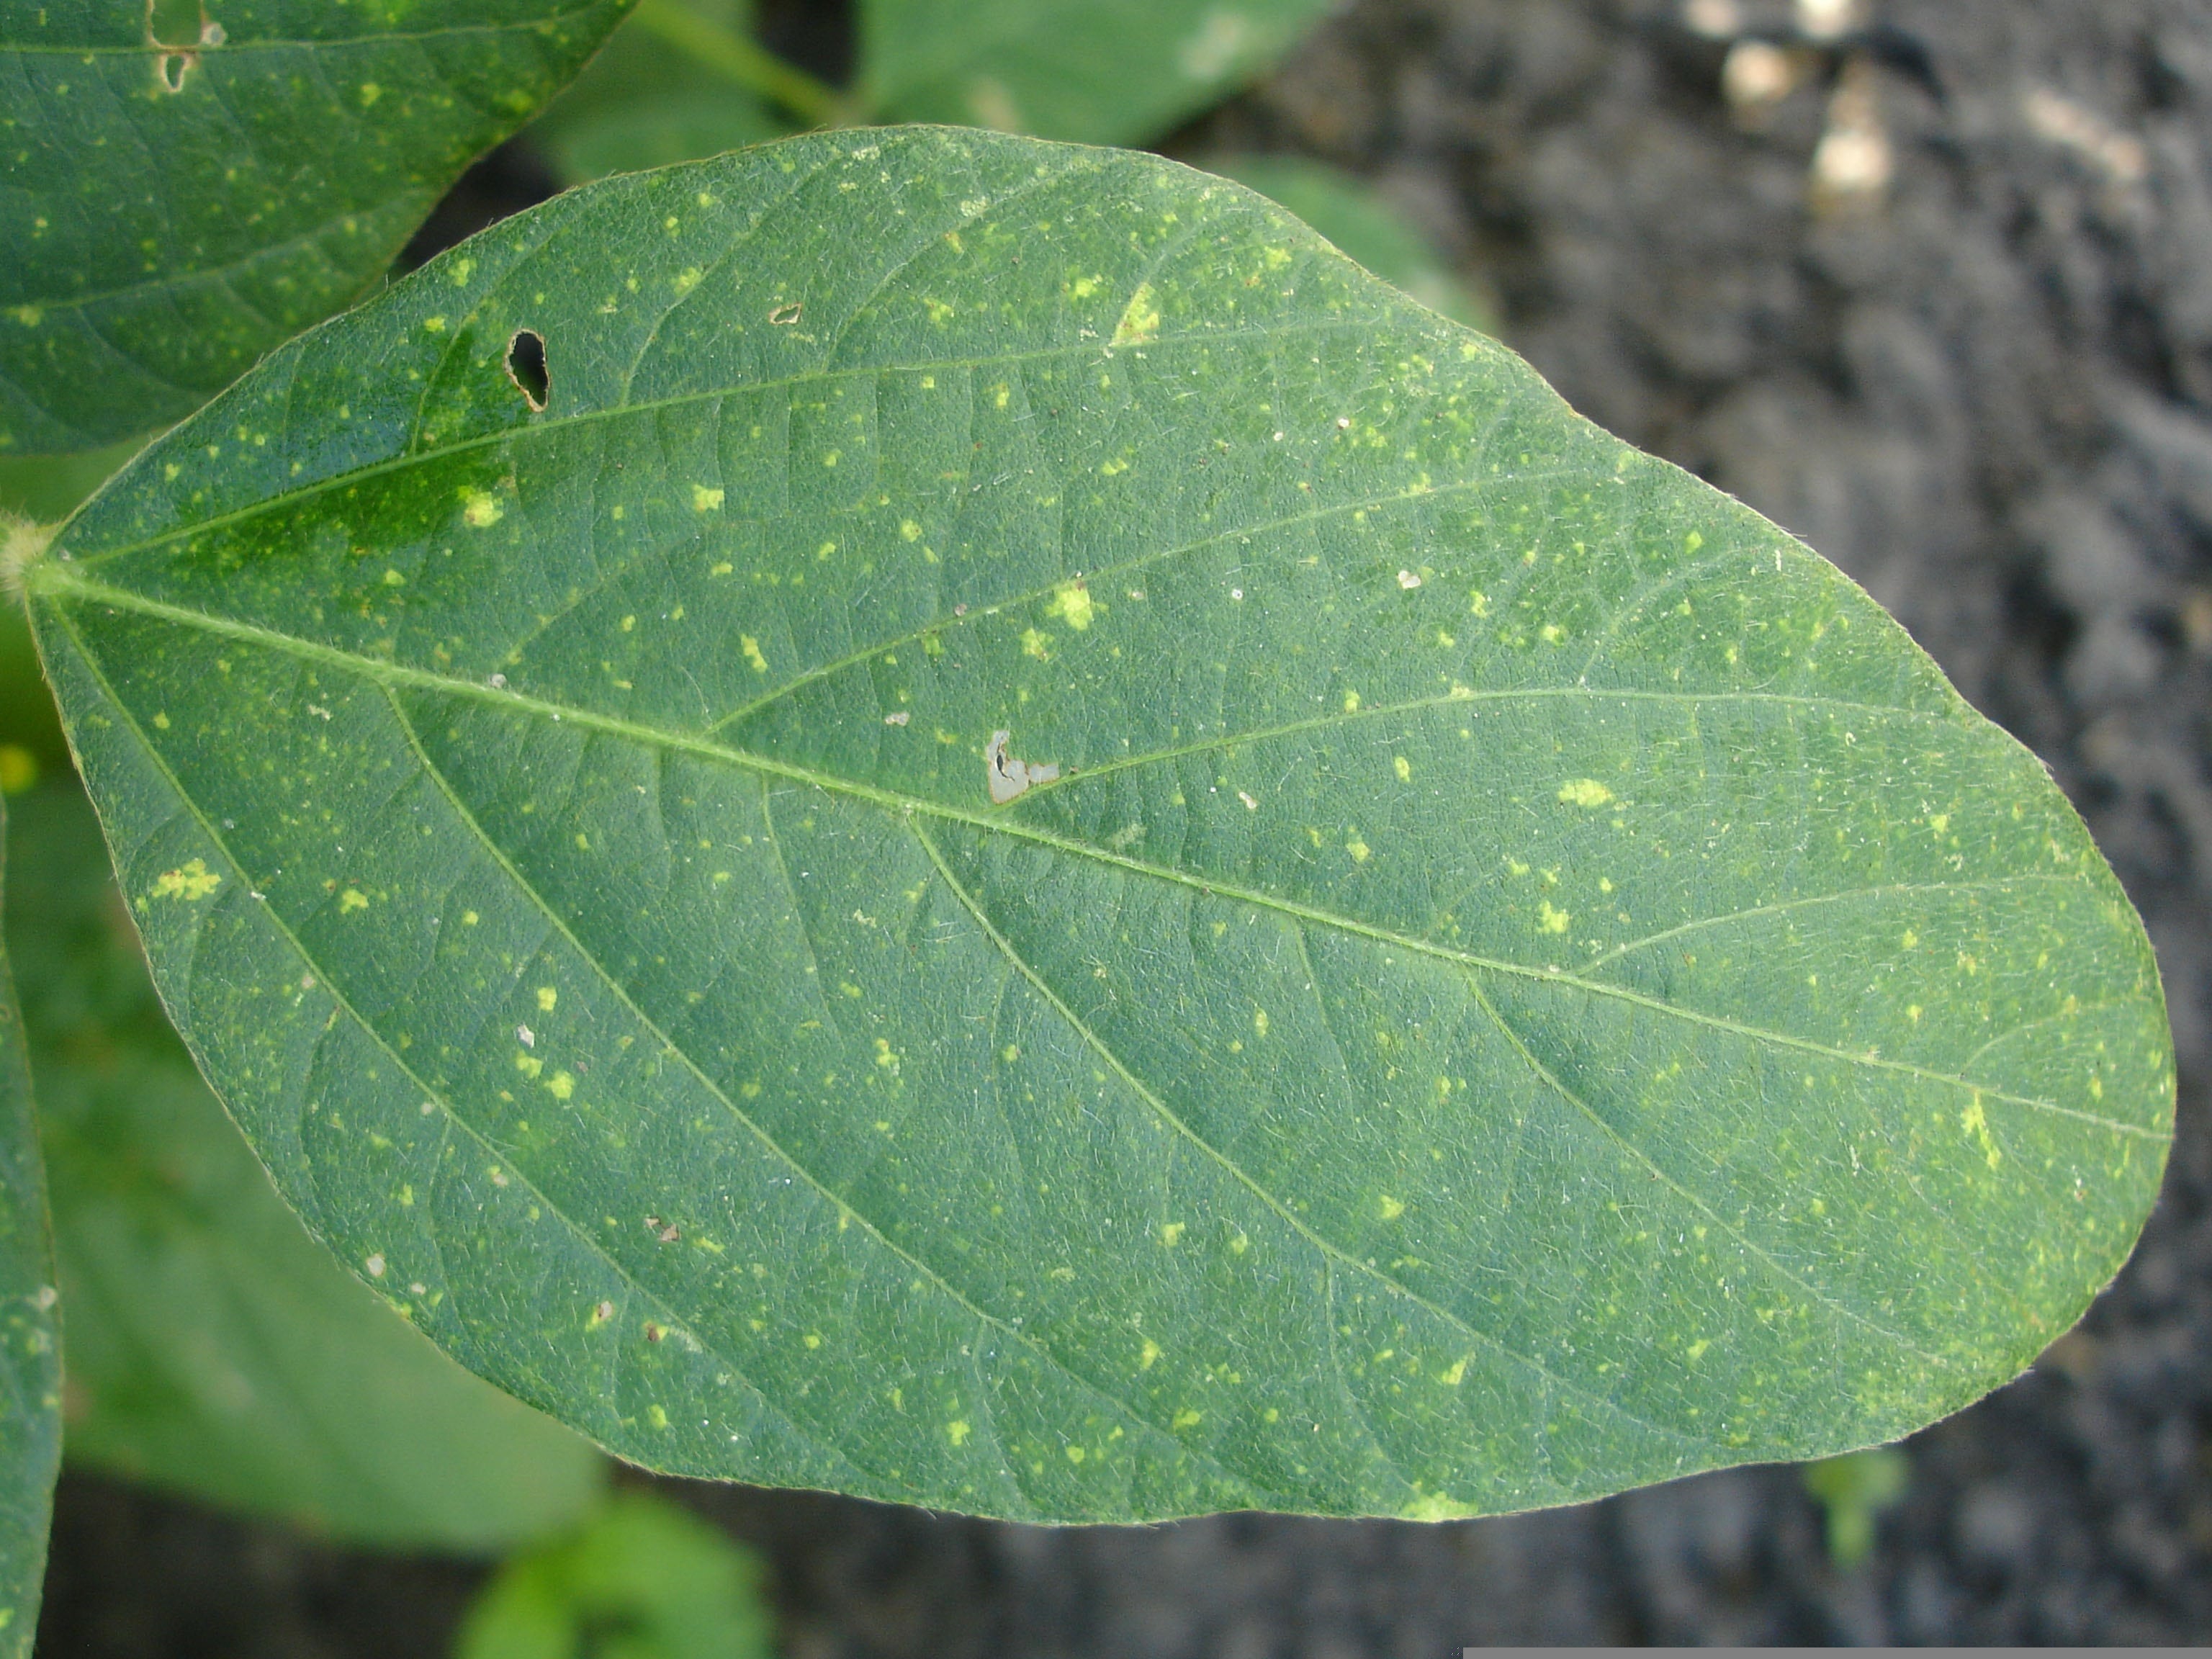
[629,0,858,130]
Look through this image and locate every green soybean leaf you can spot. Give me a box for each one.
[1209,156,1498,336]
[0,796,58,1658]
[456,1490,775,1659]
[6,781,605,1550]
[529,1,782,186]
[0,0,634,455]
[21,129,2172,1524]
[863,0,1337,143]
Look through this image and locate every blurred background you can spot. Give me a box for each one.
[16,0,2212,1649]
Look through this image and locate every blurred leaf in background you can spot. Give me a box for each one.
[531,1,786,185]
[1208,156,1498,333]
[457,1489,777,1659]
[862,0,1338,143]
[1804,1445,1911,1568]
[0,794,60,1659]
[6,781,608,1551]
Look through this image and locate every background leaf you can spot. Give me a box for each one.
[863,0,1340,143]
[0,0,633,454]
[1208,156,1498,335]
[529,0,780,186]
[24,127,2172,1524]
[0,796,59,1658]
[455,1489,776,1659]
[5,780,606,1552]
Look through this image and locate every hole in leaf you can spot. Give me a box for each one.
[157,51,192,91]
[505,329,549,411]
[146,0,199,46]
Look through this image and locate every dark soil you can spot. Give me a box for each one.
[36,1,2212,1651]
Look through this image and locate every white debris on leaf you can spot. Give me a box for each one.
[986,729,1061,804]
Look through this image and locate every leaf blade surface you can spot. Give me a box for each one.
[24,128,2173,1523]
[4,781,606,1550]
[0,0,631,453]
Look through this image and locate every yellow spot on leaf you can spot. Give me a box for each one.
[460,488,503,528]
[1403,1494,1479,1521]
[1558,779,1614,808]
[1139,1339,1162,1371]
[546,1071,574,1101]
[1961,1096,2001,1168]
[1439,1359,1466,1386]
[1021,628,1052,660]
[1045,582,1096,629]
[338,889,369,913]
[742,635,768,673]
[946,1419,971,1447]
[1346,837,1370,863]
[1379,1195,1406,1220]
[692,484,724,511]
[1159,1222,1185,1246]
[1172,1408,1202,1431]
[536,986,557,1012]
[1537,900,1571,934]
[1111,282,1161,346]
[1393,756,1412,782]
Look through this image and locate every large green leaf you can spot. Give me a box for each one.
[6,781,606,1550]
[863,0,1338,143]
[20,129,2172,1524]
[0,796,58,1658]
[0,0,634,455]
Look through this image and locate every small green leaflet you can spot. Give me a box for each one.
[5,781,605,1550]
[863,0,1339,143]
[0,795,58,1657]
[23,130,2172,1523]
[0,0,633,454]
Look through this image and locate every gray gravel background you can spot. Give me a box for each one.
[37,1,2212,1650]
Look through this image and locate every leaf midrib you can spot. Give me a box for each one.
[53,593,1732,1507]
[37,565,2160,1145]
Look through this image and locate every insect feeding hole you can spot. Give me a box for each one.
[505,328,550,411]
